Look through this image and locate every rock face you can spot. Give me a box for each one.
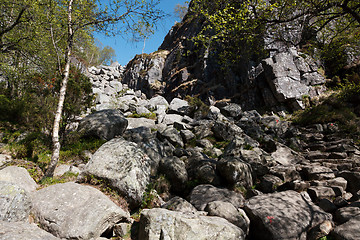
[31,182,129,239]
[138,208,245,240]
[0,221,60,240]
[0,166,38,192]
[122,51,169,98]
[82,138,152,208]
[245,190,332,240]
[0,181,32,222]
[78,109,128,140]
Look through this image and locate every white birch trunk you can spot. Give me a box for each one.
[45,0,74,178]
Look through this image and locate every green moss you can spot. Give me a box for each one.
[128,112,157,120]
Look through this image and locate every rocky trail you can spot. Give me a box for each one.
[1,70,359,239]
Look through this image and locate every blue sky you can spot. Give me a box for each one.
[94,0,188,66]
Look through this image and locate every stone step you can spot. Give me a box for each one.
[304,151,330,160]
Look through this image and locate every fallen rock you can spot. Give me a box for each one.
[0,166,38,192]
[53,164,80,177]
[0,221,60,240]
[189,184,245,211]
[82,138,152,208]
[217,157,253,188]
[332,215,360,240]
[205,200,250,234]
[78,109,128,140]
[245,190,332,240]
[158,156,188,192]
[138,208,245,240]
[126,117,156,130]
[169,98,190,115]
[162,196,198,213]
[31,182,130,239]
[0,181,32,222]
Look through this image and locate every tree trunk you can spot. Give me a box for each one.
[44,0,74,178]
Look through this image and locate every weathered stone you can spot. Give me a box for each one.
[169,98,190,115]
[271,143,301,165]
[180,129,195,143]
[302,165,335,180]
[159,156,188,192]
[0,181,32,222]
[189,184,245,211]
[307,220,333,240]
[162,196,198,213]
[138,208,245,240]
[162,114,183,125]
[332,215,360,240]
[53,164,80,177]
[213,120,243,142]
[78,109,128,140]
[0,154,11,168]
[205,200,250,234]
[126,117,156,130]
[338,171,360,194]
[318,198,337,213]
[217,157,253,188]
[135,106,151,115]
[148,95,169,109]
[186,153,219,185]
[258,174,283,193]
[82,138,152,208]
[0,166,38,192]
[31,182,130,239]
[308,186,337,201]
[158,126,184,148]
[245,190,332,240]
[0,221,60,240]
[219,103,242,119]
[334,207,360,224]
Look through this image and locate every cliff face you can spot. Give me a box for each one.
[122,1,327,112]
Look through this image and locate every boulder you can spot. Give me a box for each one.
[245,190,332,240]
[82,138,152,208]
[213,120,243,142]
[186,153,220,185]
[78,109,128,140]
[219,103,243,119]
[157,126,184,148]
[31,182,130,239]
[189,184,245,211]
[148,95,169,109]
[332,215,360,240]
[162,196,198,213]
[0,181,32,222]
[126,117,156,130]
[205,200,250,234]
[217,157,253,188]
[159,156,188,192]
[0,221,60,240]
[169,98,190,115]
[271,143,302,165]
[0,166,38,192]
[53,164,80,177]
[138,208,245,240]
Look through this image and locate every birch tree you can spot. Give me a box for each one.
[44,0,165,177]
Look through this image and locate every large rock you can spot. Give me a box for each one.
[159,156,188,192]
[0,166,38,192]
[0,181,32,222]
[332,215,360,240]
[168,98,190,115]
[126,117,156,130]
[162,196,198,213]
[0,221,60,240]
[78,109,128,140]
[205,200,250,234]
[189,184,245,211]
[82,138,152,207]
[217,157,253,188]
[245,190,332,240]
[138,208,245,240]
[31,182,130,239]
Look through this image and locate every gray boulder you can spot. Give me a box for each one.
[162,196,198,213]
[138,208,245,240]
[158,126,184,148]
[332,215,360,240]
[0,166,38,192]
[148,95,169,110]
[126,117,156,130]
[213,120,243,142]
[0,181,32,222]
[217,157,253,188]
[219,103,243,119]
[31,182,130,239]
[82,138,152,207]
[205,200,250,234]
[189,184,245,211]
[245,190,332,240]
[159,156,188,192]
[78,109,128,140]
[0,221,60,240]
[169,98,190,115]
